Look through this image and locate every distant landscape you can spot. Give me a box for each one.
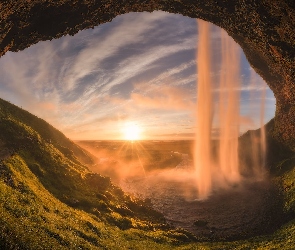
[75,140,193,180]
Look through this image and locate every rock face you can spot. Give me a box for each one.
[0,1,295,148]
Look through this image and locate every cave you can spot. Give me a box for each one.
[1,1,295,149]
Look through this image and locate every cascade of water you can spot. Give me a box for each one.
[249,68,267,179]
[194,19,213,199]
[218,29,241,183]
[194,20,267,199]
[259,83,266,175]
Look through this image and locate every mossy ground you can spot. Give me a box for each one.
[1,98,295,249]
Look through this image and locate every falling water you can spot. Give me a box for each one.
[249,68,267,179]
[259,84,266,175]
[194,20,266,199]
[194,19,213,199]
[218,29,241,183]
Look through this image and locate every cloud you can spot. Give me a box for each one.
[0,11,275,140]
[130,84,194,111]
[239,116,255,126]
[38,101,57,112]
[152,132,195,139]
[61,11,196,96]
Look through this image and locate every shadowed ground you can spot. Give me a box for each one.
[123,173,286,241]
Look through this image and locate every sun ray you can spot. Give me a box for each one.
[135,141,152,159]
[135,147,146,177]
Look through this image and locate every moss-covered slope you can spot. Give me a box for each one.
[0,97,195,249]
[0,98,94,166]
[0,97,171,224]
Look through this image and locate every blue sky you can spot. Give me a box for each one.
[0,11,275,140]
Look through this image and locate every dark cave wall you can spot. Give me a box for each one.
[1,0,295,149]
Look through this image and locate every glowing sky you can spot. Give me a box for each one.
[0,11,275,140]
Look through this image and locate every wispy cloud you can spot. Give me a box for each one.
[130,84,194,111]
[0,11,275,139]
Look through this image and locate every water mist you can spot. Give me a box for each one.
[194,20,266,199]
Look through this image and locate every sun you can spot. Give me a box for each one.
[122,122,141,141]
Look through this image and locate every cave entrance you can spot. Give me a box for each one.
[0,11,279,240]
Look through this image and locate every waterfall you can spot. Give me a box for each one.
[194,20,266,199]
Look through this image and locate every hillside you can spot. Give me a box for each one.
[1,97,295,249]
[0,98,95,166]
[0,98,194,249]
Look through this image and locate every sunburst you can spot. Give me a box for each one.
[122,122,141,141]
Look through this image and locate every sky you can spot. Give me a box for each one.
[0,11,276,140]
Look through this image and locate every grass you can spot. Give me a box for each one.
[0,146,194,249]
[1,98,295,249]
